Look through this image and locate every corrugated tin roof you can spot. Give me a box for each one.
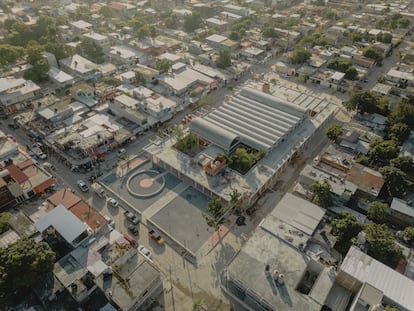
[273,193,325,236]
[340,246,414,310]
[35,204,87,244]
[193,87,307,152]
[390,198,414,218]
[190,117,240,151]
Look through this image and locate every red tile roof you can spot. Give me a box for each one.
[48,188,81,209]
[69,201,107,232]
[5,165,28,184]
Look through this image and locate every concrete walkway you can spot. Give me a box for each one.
[142,182,189,220]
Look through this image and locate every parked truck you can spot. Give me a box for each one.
[91,182,105,198]
[31,146,47,159]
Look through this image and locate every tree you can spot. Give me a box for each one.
[344,91,378,114]
[363,47,383,62]
[45,42,73,61]
[380,166,410,198]
[26,41,44,65]
[184,12,203,33]
[229,31,240,41]
[367,201,388,223]
[216,49,231,69]
[345,67,358,80]
[137,25,150,39]
[229,189,241,204]
[365,223,403,267]
[379,32,393,44]
[290,48,311,64]
[403,227,414,246]
[76,37,104,64]
[389,122,410,144]
[331,212,363,254]
[165,14,178,29]
[389,99,414,129]
[208,197,224,218]
[261,26,278,38]
[102,77,121,87]
[310,180,332,208]
[24,58,49,83]
[349,32,363,42]
[0,239,56,306]
[156,59,172,73]
[327,59,352,72]
[0,213,11,235]
[368,139,399,166]
[390,156,414,176]
[325,124,342,141]
[135,72,146,85]
[99,6,115,18]
[0,45,25,66]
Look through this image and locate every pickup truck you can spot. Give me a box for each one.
[149,229,164,245]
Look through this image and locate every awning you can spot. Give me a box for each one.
[34,178,55,193]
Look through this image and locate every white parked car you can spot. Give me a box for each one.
[77,180,89,192]
[107,197,119,208]
[138,245,152,259]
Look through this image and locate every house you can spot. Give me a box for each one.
[390,197,414,226]
[158,52,183,64]
[82,32,110,52]
[221,193,336,311]
[34,204,89,248]
[206,17,228,29]
[108,2,136,18]
[158,63,214,96]
[70,20,92,35]
[108,94,148,128]
[48,67,75,87]
[386,68,414,87]
[0,77,41,113]
[296,164,357,203]
[119,71,136,84]
[223,4,255,17]
[240,46,266,61]
[335,246,414,311]
[109,45,145,68]
[70,84,97,108]
[36,98,74,125]
[346,163,384,201]
[59,54,98,81]
[94,251,163,311]
[142,92,177,125]
[134,64,159,84]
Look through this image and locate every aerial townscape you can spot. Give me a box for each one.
[2,0,414,310]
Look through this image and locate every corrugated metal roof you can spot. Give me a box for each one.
[193,87,307,152]
[35,204,87,244]
[341,246,414,310]
[390,198,414,218]
[272,193,325,236]
[190,118,240,151]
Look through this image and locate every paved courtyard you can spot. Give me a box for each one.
[150,186,213,255]
[100,159,181,213]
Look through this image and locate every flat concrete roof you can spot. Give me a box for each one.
[225,227,334,311]
[95,255,160,311]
